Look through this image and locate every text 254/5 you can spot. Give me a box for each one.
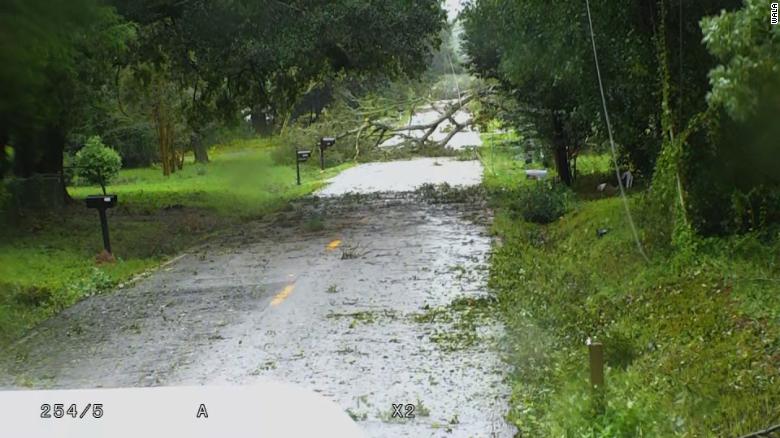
[40,403,103,419]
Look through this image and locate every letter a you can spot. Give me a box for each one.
[196,404,209,419]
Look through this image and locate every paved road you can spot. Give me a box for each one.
[1,159,514,437]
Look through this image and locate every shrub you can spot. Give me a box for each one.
[510,181,573,224]
[13,285,53,307]
[74,136,122,186]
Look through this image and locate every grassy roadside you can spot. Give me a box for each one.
[0,138,351,347]
[480,134,780,436]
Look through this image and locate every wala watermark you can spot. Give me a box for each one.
[773,2,779,25]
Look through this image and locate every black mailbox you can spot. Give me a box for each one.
[85,194,118,254]
[318,137,336,170]
[320,137,336,149]
[85,195,118,209]
[295,150,311,186]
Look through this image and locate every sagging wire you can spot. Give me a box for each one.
[584,0,650,262]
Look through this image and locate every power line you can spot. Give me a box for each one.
[584,0,650,262]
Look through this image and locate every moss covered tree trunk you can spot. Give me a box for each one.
[650,0,701,252]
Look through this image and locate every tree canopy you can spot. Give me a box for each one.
[0,0,131,177]
[461,0,780,235]
[0,0,446,177]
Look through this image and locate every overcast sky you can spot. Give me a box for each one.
[444,0,464,21]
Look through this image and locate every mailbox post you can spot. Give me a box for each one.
[319,137,336,170]
[85,194,117,254]
[296,150,312,185]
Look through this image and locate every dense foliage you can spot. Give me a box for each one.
[461,0,780,237]
[687,0,780,234]
[0,0,130,178]
[0,0,446,180]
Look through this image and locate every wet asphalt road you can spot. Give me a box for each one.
[1,159,515,437]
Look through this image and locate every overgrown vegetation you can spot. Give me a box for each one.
[482,143,780,436]
[462,3,780,430]
[508,182,573,225]
[462,0,780,240]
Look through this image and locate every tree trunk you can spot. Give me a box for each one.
[156,111,170,176]
[154,106,179,176]
[12,129,37,178]
[166,122,177,174]
[38,124,65,174]
[192,132,209,164]
[12,125,66,176]
[176,147,184,170]
[41,124,71,203]
[251,105,273,136]
[551,114,573,186]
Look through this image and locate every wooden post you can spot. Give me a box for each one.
[589,342,604,387]
[589,341,605,417]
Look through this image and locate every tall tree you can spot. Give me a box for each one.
[0,0,131,178]
[461,0,741,185]
[112,0,447,167]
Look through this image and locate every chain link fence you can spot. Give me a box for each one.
[2,173,66,211]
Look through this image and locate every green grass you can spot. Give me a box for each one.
[479,128,528,189]
[0,138,351,347]
[575,153,611,176]
[483,142,780,436]
[69,138,348,217]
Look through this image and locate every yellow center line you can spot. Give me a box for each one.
[270,284,295,307]
[326,239,342,251]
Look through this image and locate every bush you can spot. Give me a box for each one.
[510,181,573,224]
[74,136,122,186]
